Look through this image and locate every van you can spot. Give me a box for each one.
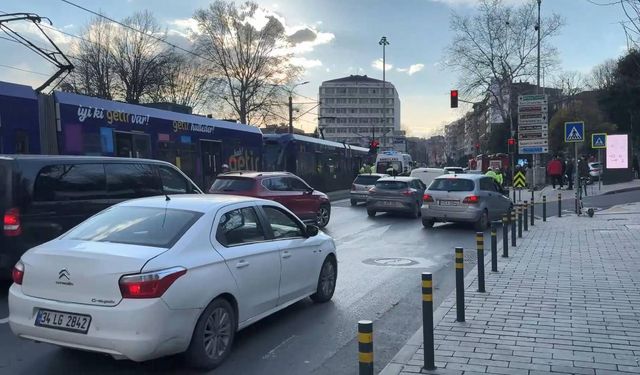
[410,167,446,188]
[0,155,202,279]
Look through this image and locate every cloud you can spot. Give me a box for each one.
[168,18,200,40]
[429,0,527,6]
[372,58,393,71]
[397,63,425,75]
[288,28,317,44]
[290,57,322,68]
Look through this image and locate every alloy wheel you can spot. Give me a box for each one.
[203,307,232,361]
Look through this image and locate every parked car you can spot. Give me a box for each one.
[350,173,388,206]
[366,176,427,218]
[208,172,331,228]
[588,162,602,183]
[421,174,512,230]
[9,195,337,369]
[410,168,446,189]
[0,155,201,279]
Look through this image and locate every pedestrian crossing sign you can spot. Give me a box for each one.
[564,121,585,143]
[592,133,606,149]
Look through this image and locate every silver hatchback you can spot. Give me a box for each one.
[421,174,512,230]
[366,176,427,218]
[350,173,389,206]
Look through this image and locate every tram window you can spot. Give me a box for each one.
[105,164,162,199]
[159,166,190,194]
[15,130,29,154]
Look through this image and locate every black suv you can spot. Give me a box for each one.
[0,155,202,279]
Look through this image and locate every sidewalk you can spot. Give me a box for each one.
[381,203,640,374]
[526,179,640,204]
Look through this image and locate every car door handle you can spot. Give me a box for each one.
[282,251,292,259]
[236,260,250,269]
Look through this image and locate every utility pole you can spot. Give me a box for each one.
[288,95,293,134]
[533,0,542,192]
[379,36,389,150]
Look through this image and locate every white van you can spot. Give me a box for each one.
[410,167,446,188]
[375,151,413,175]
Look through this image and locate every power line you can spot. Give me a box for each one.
[0,63,51,76]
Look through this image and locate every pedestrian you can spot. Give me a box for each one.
[578,156,589,196]
[221,164,230,174]
[565,157,575,190]
[485,167,501,184]
[546,155,563,189]
[560,156,566,187]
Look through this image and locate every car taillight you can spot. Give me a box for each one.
[402,189,415,197]
[423,194,434,202]
[119,267,187,299]
[3,208,22,236]
[463,195,480,204]
[12,261,24,285]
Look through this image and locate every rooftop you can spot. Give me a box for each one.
[322,75,393,86]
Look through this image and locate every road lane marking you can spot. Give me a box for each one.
[262,335,296,360]
[0,317,9,324]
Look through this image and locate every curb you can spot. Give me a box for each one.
[601,186,640,195]
[378,217,551,375]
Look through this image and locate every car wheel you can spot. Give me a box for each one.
[422,218,434,228]
[350,199,357,206]
[310,256,337,303]
[317,205,331,228]
[185,298,236,370]
[474,210,488,231]
[367,209,376,217]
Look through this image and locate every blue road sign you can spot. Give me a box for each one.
[564,121,584,143]
[592,133,606,149]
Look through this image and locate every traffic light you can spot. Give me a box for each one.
[507,138,516,153]
[369,140,380,154]
[450,90,458,108]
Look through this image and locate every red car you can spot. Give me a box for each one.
[208,172,331,228]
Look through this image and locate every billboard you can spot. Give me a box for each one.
[606,134,628,169]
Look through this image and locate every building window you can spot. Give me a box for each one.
[325,88,335,94]
[370,98,379,104]
[359,108,368,114]
[347,88,357,94]
[324,98,335,104]
[350,108,357,114]
[337,88,346,94]
[348,98,358,104]
[348,118,358,123]
[359,118,369,123]
[387,99,393,105]
[337,118,347,124]
[336,98,347,104]
[336,108,347,114]
[371,89,377,94]
[359,88,368,94]
[359,98,368,104]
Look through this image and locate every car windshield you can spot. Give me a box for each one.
[209,177,255,193]
[64,206,203,248]
[375,180,408,190]
[376,161,402,174]
[428,178,475,192]
[354,175,382,185]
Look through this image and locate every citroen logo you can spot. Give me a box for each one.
[58,269,70,280]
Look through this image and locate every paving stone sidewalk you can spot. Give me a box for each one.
[381,203,640,375]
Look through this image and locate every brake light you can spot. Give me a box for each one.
[402,189,415,197]
[3,208,22,236]
[119,267,187,299]
[463,195,480,204]
[12,261,24,285]
[423,194,434,202]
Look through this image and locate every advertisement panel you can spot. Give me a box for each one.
[606,134,628,169]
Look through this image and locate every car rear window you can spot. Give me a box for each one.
[428,178,475,192]
[64,206,202,248]
[34,164,107,201]
[209,177,255,193]
[375,180,408,190]
[354,175,382,185]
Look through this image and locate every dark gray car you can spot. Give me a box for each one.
[366,176,427,218]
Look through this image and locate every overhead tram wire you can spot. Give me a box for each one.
[0,63,52,76]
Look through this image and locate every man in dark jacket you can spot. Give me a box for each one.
[565,158,575,190]
[578,156,590,196]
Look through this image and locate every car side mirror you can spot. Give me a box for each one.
[304,188,314,195]
[306,224,319,237]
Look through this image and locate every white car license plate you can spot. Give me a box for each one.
[382,200,400,207]
[35,309,91,334]
[439,200,459,206]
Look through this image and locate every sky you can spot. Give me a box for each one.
[0,0,632,137]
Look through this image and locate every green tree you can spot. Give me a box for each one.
[549,102,617,155]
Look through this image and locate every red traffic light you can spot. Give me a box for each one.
[508,138,516,145]
[450,90,458,108]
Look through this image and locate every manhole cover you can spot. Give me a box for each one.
[363,257,419,267]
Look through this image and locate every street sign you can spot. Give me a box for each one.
[518,124,549,132]
[518,104,548,114]
[592,133,606,149]
[518,132,548,140]
[513,171,526,188]
[518,113,548,124]
[564,121,585,143]
[519,139,549,146]
[518,94,548,106]
[519,146,548,154]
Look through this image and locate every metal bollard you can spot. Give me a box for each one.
[358,320,374,375]
[476,232,485,293]
[511,209,517,247]
[422,273,436,371]
[523,201,529,232]
[530,197,535,226]
[543,195,547,222]
[558,192,562,218]
[502,215,509,258]
[491,221,498,272]
[517,205,523,238]
[455,247,465,322]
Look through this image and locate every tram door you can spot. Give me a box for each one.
[115,132,151,159]
[201,140,222,189]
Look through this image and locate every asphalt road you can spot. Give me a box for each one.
[0,200,495,375]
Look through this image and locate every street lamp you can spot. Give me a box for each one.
[288,81,309,134]
[379,36,389,149]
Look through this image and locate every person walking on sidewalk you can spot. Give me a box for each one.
[546,156,564,189]
[566,157,575,190]
[578,156,590,196]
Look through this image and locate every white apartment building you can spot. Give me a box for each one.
[318,75,401,148]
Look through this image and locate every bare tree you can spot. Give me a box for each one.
[194,0,301,125]
[111,10,174,104]
[446,0,564,123]
[67,16,116,99]
[588,59,617,91]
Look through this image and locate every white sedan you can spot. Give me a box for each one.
[9,195,337,369]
